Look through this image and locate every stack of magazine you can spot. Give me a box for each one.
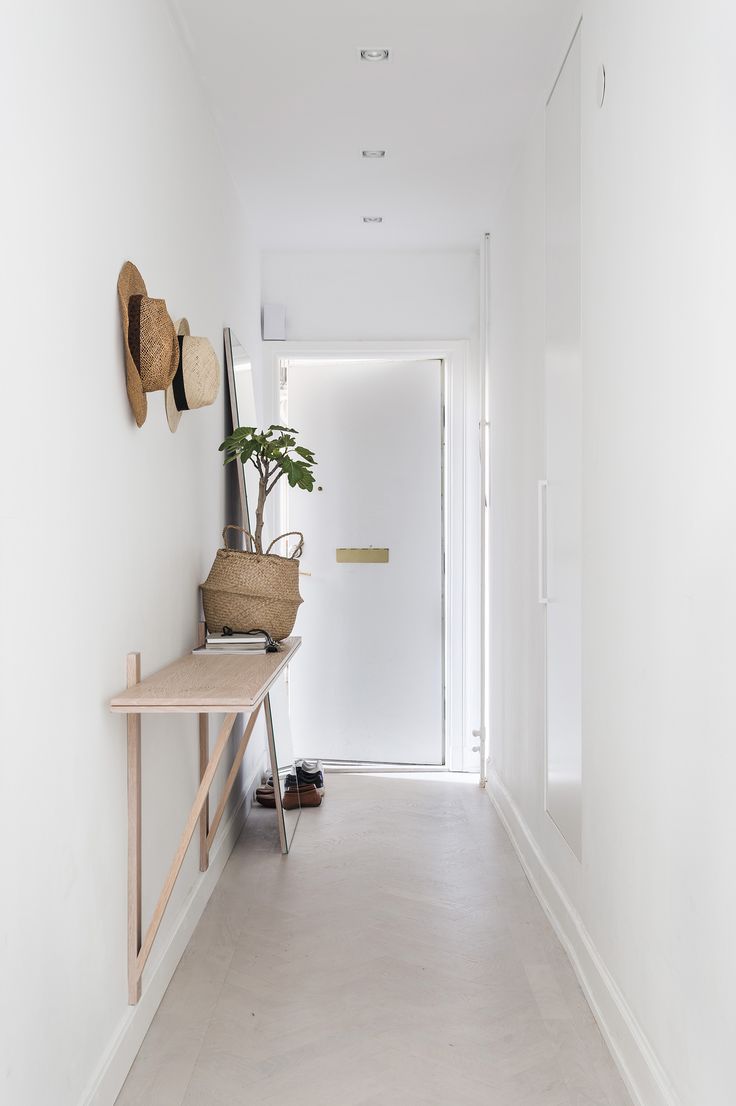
[192,629,278,656]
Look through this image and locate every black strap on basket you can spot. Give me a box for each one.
[220,625,281,652]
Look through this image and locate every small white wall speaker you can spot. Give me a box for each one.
[262,303,286,341]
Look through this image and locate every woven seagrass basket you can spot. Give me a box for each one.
[201,525,304,641]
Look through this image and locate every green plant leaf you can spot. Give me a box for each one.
[218,425,318,531]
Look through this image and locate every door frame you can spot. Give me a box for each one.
[263,340,474,772]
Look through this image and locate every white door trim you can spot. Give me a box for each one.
[264,340,473,772]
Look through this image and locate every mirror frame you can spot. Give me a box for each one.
[224,326,255,551]
[223,327,302,851]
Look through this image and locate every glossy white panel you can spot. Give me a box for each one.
[285,359,444,765]
[544,25,583,859]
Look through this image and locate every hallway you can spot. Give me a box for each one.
[116,775,632,1106]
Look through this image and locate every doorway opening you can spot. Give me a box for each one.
[265,341,474,773]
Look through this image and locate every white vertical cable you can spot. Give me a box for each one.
[477,233,491,787]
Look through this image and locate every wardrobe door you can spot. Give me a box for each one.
[544,24,582,859]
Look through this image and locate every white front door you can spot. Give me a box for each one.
[284,358,444,764]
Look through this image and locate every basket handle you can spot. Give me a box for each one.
[222,524,257,551]
[265,531,305,559]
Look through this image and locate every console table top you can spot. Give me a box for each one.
[110,637,301,713]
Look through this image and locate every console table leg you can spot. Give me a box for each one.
[196,623,210,873]
[126,653,142,1005]
[136,712,237,981]
[206,703,262,852]
[199,714,209,872]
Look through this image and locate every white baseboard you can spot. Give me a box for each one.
[80,758,268,1106]
[487,765,681,1106]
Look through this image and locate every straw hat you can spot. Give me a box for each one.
[117,262,178,427]
[165,320,221,432]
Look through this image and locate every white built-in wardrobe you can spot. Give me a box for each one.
[542,22,583,859]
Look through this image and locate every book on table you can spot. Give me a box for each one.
[206,630,268,644]
[192,629,276,656]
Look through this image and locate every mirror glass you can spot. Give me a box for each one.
[224,328,260,550]
[265,675,301,852]
[224,328,301,853]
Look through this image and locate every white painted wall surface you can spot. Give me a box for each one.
[544,26,583,860]
[261,250,479,342]
[488,3,736,1104]
[0,3,264,1104]
[262,250,481,771]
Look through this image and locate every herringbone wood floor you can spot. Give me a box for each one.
[116,774,632,1105]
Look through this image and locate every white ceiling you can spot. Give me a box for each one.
[171,0,579,250]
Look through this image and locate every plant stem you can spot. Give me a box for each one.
[266,469,286,496]
[254,462,268,555]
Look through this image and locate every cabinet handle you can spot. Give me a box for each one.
[538,480,548,605]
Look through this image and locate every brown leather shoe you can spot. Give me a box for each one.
[257,783,323,809]
[285,784,322,809]
[255,785,276,808]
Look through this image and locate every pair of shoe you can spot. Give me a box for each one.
[267,759,325,796]
[285,782,321,809]
[256,781,322,810]
[296,759,325,794]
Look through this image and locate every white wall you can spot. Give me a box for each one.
[261,249,479,342]
[262,249,481,771]
[488,3,736,1104]
[0,3,264,1104]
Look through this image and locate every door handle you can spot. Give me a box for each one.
[537,480,548,605]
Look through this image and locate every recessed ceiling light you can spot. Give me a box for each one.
[363,216,383,223]
[360,49,389,62]
[362,150,386,159]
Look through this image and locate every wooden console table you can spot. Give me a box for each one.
[110,634,301,1004]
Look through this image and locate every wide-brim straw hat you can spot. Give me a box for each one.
[117,262,178,427]
[165,323,221,432]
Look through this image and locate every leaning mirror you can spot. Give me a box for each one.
[265,674,301,852]
[224,328,260,548]
[223,328,301,851]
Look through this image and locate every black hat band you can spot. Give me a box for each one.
[171,334,189,412]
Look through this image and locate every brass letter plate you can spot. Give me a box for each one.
[336,548,389,564]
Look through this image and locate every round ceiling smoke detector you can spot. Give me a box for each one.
[363,216,383,223]
[360,49,390,61]
[362,150,386,158]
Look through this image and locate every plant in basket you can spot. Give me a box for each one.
[201,425,318,641]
